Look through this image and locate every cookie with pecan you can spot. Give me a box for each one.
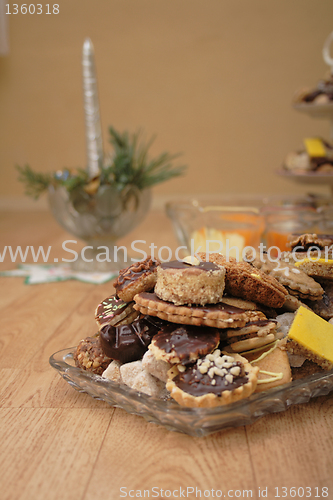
[133,292,266,329]
[288,233,333,252]
[166,350,258,407]
[113,256,160,302]
[197,253,288,309]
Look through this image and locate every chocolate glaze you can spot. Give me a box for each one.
[173,362,248,396]
[152,325,220,364]
[95,295,127,322]
[139,292,246,314]
[244,319,277,327]
[160,260,220,272]
[100,317,158,363]
[113,257,159,291]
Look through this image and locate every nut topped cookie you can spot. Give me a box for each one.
[288,233,333,252]
[113,256,160,302]
[154,258,225,306]
[74,335,112,375]
[166,350,259,407]
[197,252,288,309]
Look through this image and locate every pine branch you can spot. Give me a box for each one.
[16,164,53,200]
[16,126,187,199]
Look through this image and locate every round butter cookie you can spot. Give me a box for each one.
[154,259,225,306]
[166,350,258,407]
[133,292,266,329]
[113,256,160,302]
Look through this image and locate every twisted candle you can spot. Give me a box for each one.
[82,37,103,178]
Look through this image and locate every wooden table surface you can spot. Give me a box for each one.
[1,209,333,500]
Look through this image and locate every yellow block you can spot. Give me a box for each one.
[288,306,333,363]
[294,258,333,267]
[304,138,326,158]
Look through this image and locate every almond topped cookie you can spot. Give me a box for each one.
[166,350,259,407]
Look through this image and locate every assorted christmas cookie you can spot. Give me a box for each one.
[245,250,324,301]
[241,342,292,392]
[74,335,112,375]
[283,138,333,174]
[197,252,288,308]
[71,252,333,411]
[288,233,333,252]
[148,324,220,364]
[285,306,333,370]
[99,317,158,364]
[154,258,225,306]
[293,74,333,105]
[113,256,160,302]
[166,350,259,408]
[95,294,139,329]
[307,280,333,320]
[224,320,284,353]
[133,291,266,329]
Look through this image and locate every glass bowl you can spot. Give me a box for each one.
[166,195,333,259]
[48,185,151,271]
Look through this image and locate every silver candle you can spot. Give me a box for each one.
[82,37,103,178]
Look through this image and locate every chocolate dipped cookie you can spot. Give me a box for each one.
[95,294,139,329]
[166,350,258,407]
[113,256,160,302]
[100,317,158,364]
[149,323,220,364]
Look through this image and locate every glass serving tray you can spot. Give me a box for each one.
[50,347,333,437]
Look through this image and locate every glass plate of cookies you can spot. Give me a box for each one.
[50,347,333,437]
[50,249,333,436]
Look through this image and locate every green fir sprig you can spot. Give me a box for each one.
[17,126,186,199]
